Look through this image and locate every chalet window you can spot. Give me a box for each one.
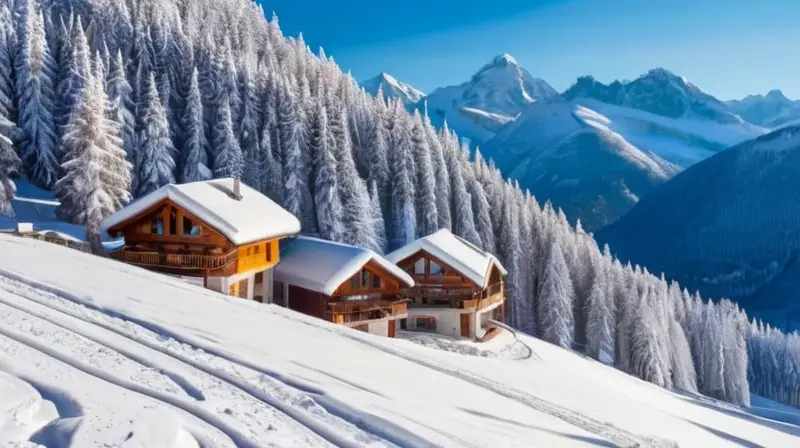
[255,272,264,284]
[254,245,260,255]
[150,217,164,234]
[182,217,200,236]
[414,258,426,275]
[430,261,444,276]
[361,270,369,287]
[351,274,361,289]
[371,273,381,288]
[265,243,272,262]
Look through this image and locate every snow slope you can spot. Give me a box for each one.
[596,124,800,331]
[413,54,558,145]
[361,73,425,106]
[1,236,799,447]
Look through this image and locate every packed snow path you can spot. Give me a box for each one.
[1,236,799,447]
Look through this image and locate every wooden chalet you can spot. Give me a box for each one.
[272,236,413,338]
[101,178,301,302]
[386,229,507,340]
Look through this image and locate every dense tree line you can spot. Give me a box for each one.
[0,0,797,409]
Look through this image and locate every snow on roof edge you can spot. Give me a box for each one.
[275,236,414,296]
[100,179,301,245]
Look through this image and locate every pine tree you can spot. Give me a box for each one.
[180,67,210,183]
[134,72,175,196]
[279,77,311,224]
[106,50,135,164]
[410,110,438,236]
[388,104,417,250]
[309,97,344,242]
[369,179,387,253]
[54,57,131,251]
[442,126,480,246]
[239,65,262,188]
[538,240,575,348]
[0,116,20,217]
[425,112,451,230]
[0,19,15,122]
[57,18,90,137]
[629,286,670,387]
[586,247,615,362]
[15,3,59,189]
[211,98,242,179]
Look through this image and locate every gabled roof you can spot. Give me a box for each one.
[385,229,507,287]
[101,179,301,245]
[274,236,414,296]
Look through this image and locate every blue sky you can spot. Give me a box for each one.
[266,0,800,100]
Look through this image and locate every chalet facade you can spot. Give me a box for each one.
[386,229,507,340]
[101,178,301,302]
[272,236,413,338]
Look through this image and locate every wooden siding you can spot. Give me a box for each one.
[286,285,328,320]
[395,250,476,288]
[332,259,405,297]
[236,240,278,274]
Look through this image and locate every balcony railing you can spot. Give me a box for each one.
[325,298,408,324]
[112,249,238,271]
[403,283,504,311]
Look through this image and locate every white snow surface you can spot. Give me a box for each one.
[100,178,301,245]
[385,229,507,287]
[273,236,414,296]
[0,236,798,447]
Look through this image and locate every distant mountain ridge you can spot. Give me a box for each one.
[596,124,800,331]
[725,89,800,128]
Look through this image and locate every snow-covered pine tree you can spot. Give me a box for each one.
[424,109,451,231]
[134,72,175,197]
[106,50,135,163]
[387,102,417,250]
[57,17,91,138]
[15,1,59,189]
[586,247,615,362]
[54,55,130,252]
[441,125,481,246]
[368,179,387,253]
[279,76,312,224]
[239,64,262,189]
[0,116,20,217]
[410,110,437,237]
[330,94,378,251]
[211,96,242,180]
[0,18,15,122]
[259,124,283,204]
[180,67,210,183]
[538,239,575,348]
[629,285,670,387]
[309,97,344,242]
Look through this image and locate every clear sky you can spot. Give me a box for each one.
[265,0,800,100]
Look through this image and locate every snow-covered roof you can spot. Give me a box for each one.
[273,236,414,296]
[385,229,507,287]
[101,178,301,245]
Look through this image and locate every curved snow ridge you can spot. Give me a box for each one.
[289,315,676,448]
[0,270,426,448]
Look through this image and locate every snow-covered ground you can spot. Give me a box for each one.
[0,235,798,447]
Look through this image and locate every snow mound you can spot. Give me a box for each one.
[0,235,798,447]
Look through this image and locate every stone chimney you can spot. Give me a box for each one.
[231,177,242,201]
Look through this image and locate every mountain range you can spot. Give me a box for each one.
[361,73,425,106]
[361,56,778,230]
[597,124,800,331]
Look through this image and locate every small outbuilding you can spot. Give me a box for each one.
[273,236,413,337]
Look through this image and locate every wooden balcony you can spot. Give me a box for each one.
[404,283,504,311]
[325,298,409,325]
[111,249,238,276]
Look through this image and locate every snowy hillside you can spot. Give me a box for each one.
[2,236,800,447]
[413,54,558,144]
[361,73,425,106]
[597,124,800,331]
[726,90,800,128]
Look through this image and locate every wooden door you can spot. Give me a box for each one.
[460,313,470,338]
[388,320,396,338]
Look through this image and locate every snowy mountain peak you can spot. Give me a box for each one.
[481,53,519,70]
[564,67,748,125]
[726,89,800,127]
[361,72,425,106]
[766,89,788,100]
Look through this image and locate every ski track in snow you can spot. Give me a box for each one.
[277,312,677,448]
[0,271,404,448]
